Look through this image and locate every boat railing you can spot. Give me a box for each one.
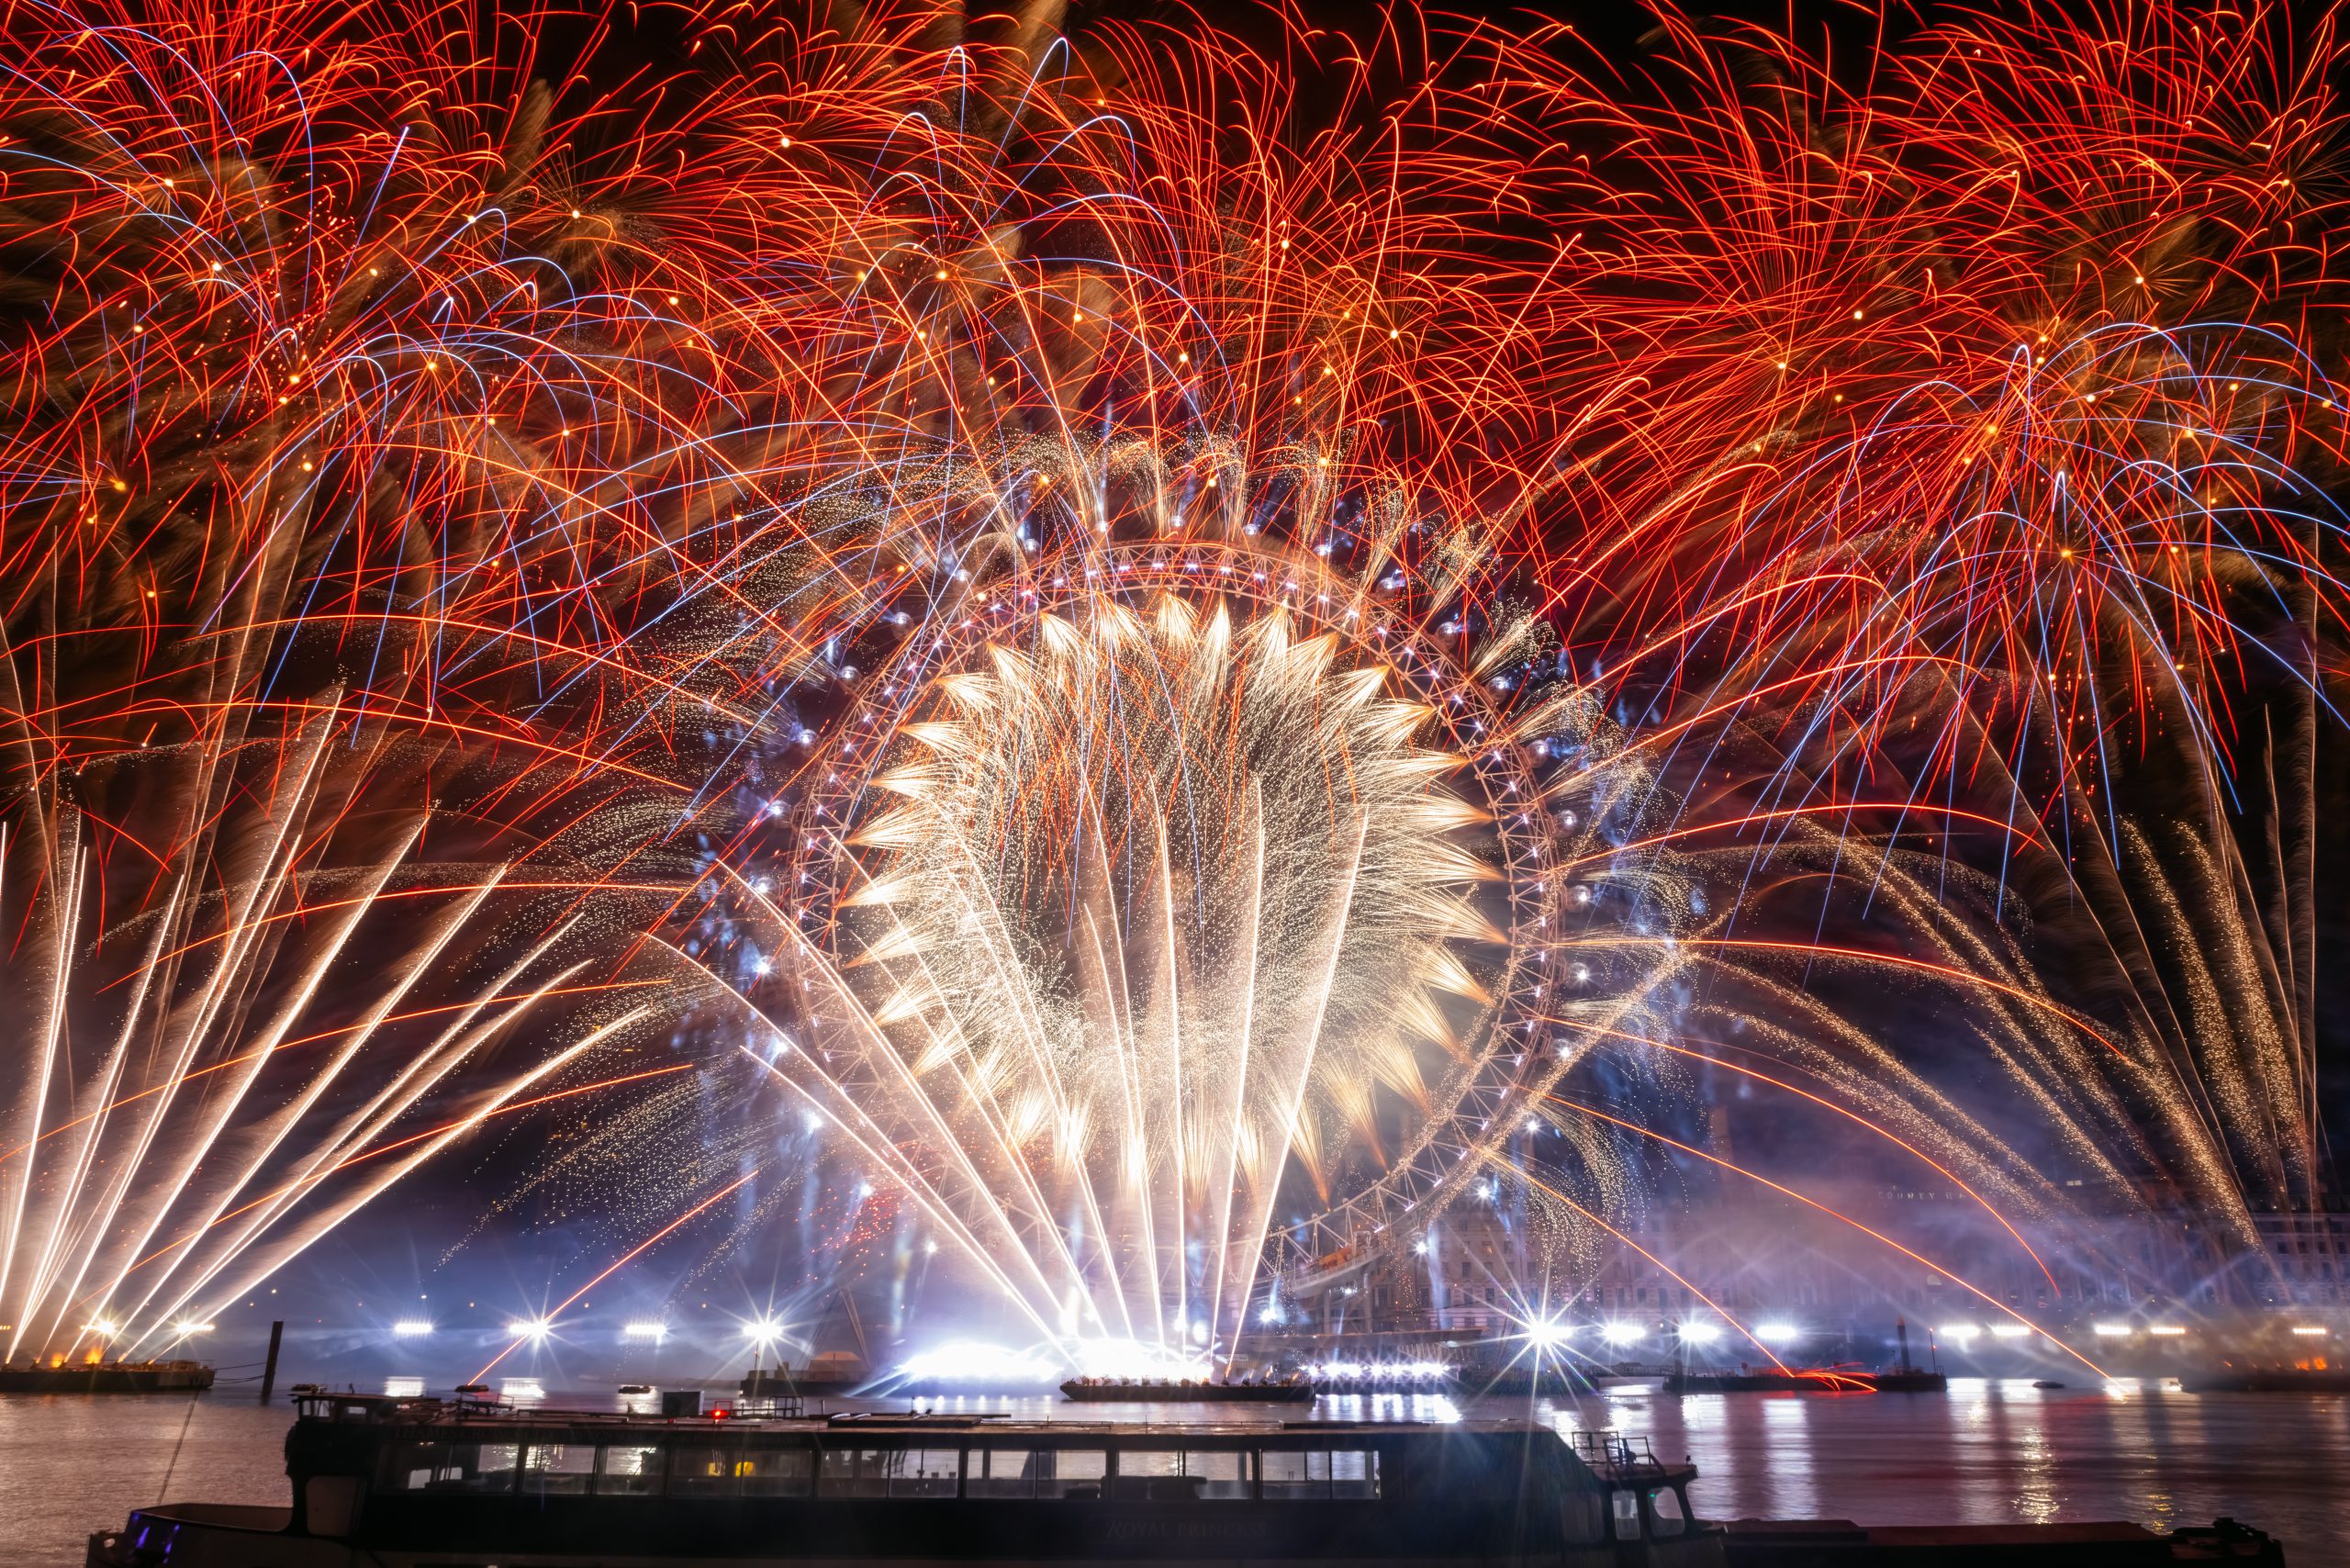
[1569,1431,1663,1475]
[299,1394,801,1428]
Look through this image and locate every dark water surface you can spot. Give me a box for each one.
[5,1378,2344,1566]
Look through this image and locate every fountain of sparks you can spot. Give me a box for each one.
[716,540,1675,1376]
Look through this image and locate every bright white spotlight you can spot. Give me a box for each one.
[1525,1317,1572,1350]
[2091,1322,2130,1338]
[392,1319,433,1337]
[1600,1321,1645,1347]
[894,1341,1058,1384]
[1988,1323,2031,1339]
[2290,1326,2329,1338]
[622,1321,667,1340]
[1753,1322,1799,1345]
[1939,1323,1980,1345]
[1678,1320,1722,1345]
[2147,1325,2186,1337]
[1067,1338,1212,1381]
[507,1318,552,1339]
[83,1320,118,1337]
[741,1317,785,1343]
[172,1320,213,1335]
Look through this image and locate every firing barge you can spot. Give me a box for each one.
[1061,1375,1312,1403]
[2180,1370,2350,1393]
[1662,1370,1946,1394]
[742,1368,865,1399]
[0,1357,213,1394]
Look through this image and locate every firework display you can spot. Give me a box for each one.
[0,0,2342,1372]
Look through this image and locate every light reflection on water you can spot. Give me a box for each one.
[796,1378,2346,1555]
[1523,1379,2343,1553]
[1761,1389,1817,1518]
[1,1383,2344,1567]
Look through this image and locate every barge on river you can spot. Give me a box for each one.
[1061,1377,1311,1404]
[86,1389,1725,1567]
[1660,1370,1945,1394]
[0,1358,213,1394]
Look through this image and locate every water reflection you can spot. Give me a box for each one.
[1520,1376,2345,1554]
[381,1376,423,1398]
[1315,1393,1461,1425]
[2009,1394,2056,1526]
[1756,1393,1817,1517]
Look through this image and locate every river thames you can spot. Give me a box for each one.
[6,1379,2345,1566]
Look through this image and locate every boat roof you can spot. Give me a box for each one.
[295,1394,1554,1440]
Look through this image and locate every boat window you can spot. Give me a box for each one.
[1647,1486,1687,1539]
[597,1443,666,1496]
[1189,1449,1253,1499]
[822,1448,883,1495]
[1112,1449,1189,1501]
[1260,1449,1321,1499]
[1108,1449,1253,1500]
[671,1445,744,1496]
[890,1447,961,1498]
[666,1444,811,1497]
[1034,1446,1108,1499]
[1561,1484,1606,1544]
[808,1442,956,1497]
[1330,1450,1378,1499]
[521,1440,595,1495]
[380,1439,442,1492]
[740,1448,814,1496]
[381,1439,520,1494]
[1261,1449,1379,1499]
[968,1447,1034,1498]
[1612,1488,1642,1540]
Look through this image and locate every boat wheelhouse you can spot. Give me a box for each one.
[86,1391,1725,1567]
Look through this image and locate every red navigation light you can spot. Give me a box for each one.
[711,1406,729,1419]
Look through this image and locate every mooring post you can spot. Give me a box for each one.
[258,1320,284,1404]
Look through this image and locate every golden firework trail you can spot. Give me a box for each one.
[0,0,2342,1362]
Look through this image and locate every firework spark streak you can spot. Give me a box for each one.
[0,0,2343,1363]
[739,580,1576,1363]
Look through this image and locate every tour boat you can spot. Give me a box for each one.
[80,1387,2291,1566]
[84,1388,1727,1566]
